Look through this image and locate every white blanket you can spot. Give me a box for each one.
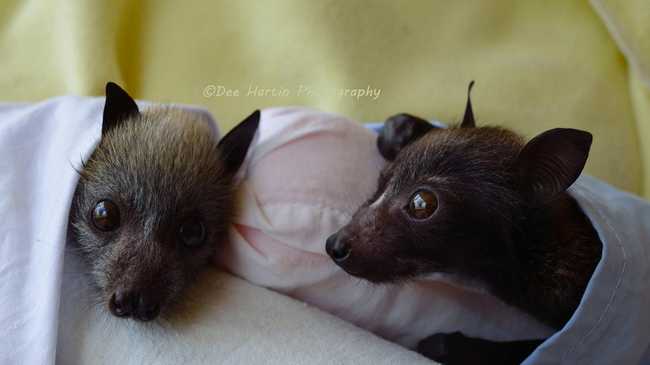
[0,97,101,365]
[57,249,430,364]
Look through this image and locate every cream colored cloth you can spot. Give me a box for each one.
[1,1,648,197]
[58,252,431,365]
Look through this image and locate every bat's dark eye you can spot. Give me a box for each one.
[178,220,206,247]
[407,190,437,220]
[92,200,121,231]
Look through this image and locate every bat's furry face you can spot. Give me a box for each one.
[329,127,527,284]
[69,83,259,321]
[327,83,593,292]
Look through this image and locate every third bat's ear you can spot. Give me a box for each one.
[102,82,140,135]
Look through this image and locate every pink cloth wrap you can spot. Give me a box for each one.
[219,107,552,348]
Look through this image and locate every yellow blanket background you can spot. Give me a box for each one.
[1,0,649,197]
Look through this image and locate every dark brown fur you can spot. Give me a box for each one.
[326,84,602,363]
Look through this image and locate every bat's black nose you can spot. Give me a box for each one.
[326,233,351,262]
[109,290,160,321]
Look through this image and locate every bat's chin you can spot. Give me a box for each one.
[336,263,398,284]
[326,233,410,283]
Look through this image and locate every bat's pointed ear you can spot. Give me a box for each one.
[515,128,592,205]
[460,81,476,128]
[102,82,140,135]
[218,110,260,175]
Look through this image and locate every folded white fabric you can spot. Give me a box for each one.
[0,97,101,365]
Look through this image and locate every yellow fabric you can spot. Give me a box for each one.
[1,0,648,197]
[591,0,650,197]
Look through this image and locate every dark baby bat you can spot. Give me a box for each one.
[326,82,602,364]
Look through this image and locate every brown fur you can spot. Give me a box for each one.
[69,83,259,321]
[70,107,231,318]
[326,85,602,363]
[332,124,601,326]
